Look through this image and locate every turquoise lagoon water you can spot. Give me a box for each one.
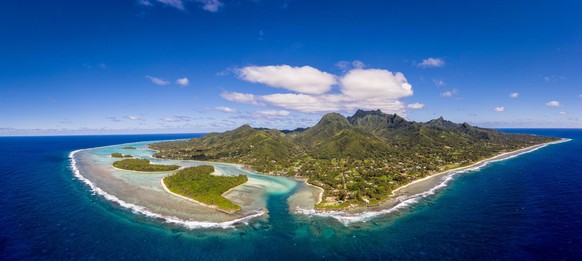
[1,130,581,260]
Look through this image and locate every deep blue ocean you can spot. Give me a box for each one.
[1,129,581,260]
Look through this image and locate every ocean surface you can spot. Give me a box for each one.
[1,129,581,260]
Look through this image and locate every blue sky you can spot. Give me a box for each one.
[1,0,581,135]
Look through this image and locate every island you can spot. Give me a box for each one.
[162,165,248,213]
[112,158,180,172]
[111,152,133,158]
[150,110,559,209]
[123,146,137,149]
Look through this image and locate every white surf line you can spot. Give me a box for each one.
[296,138,570,225]
[160,178,244,214]
[69,149,263,229]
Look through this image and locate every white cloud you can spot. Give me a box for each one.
[157,0,184,10]
[214,106,238,113]
[494,106,505,112]
[162,116,192,122]
[223,66,414,115]
[261,93,344,113]
[441,89,458,97]
[146,75,169,86]
[407,103,425,110]
[255,110,291,117]
[560,111,567,115]
[341,69,412,100]
[259,68,412,114]
[220,91,262,105]
[546,100,560,107]
[433,79,446,87]
[176,77,189,86]
[127,116,144,121]
[509,92,519,98]
[237,65,337,94]
[198,0,223,12]
[417,57,445,68]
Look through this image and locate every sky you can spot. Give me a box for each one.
[1,0,581,135]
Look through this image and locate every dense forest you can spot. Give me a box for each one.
[111,152,133,158]
[112,158,180,172]
[163,165,248,213]
[150,110,559,209]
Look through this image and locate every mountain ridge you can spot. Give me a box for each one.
[150,110,559,209]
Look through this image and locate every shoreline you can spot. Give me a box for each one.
[71,137,569,227]
[69,149,264,229]
[391,138,569,197]
[294,177,324,205]
[299,138,569,217]
[159,178,240,214]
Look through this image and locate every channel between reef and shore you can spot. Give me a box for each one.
[72,138,569,227]
[294,138,570,224]
[70,147,265,229]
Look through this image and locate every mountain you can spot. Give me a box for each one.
[151,124,300,173]
[294,112,352,147]
[150,110,559,209]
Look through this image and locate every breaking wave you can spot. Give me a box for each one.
[296,139,570,225]
[69,150,263,229]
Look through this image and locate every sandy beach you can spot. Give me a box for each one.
[292,138,570,221]
[160,177,244,214]
[72,138,569,227]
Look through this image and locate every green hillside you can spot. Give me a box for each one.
[150,110,559,209]
[163,165,247,213]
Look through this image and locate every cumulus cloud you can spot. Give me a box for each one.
[417,57,445,68]
[546,100,560,107]
[237,65,337,94]
[214,106,238,113]
[441,89,458,97]
[259,68,411,114]
[176,77,189,86]
[494,106,505,112]
[407,103,425,110]
[220,91,262,105]
[146,75,169,86]
[341,69,412,100]
[560,111,567,115]
[223,65,415,115]
[510,92,519,98]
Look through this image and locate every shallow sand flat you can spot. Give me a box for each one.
[76,150,246,222]
[287,182,323,210]
[73,141,304,225]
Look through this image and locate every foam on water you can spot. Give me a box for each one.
[69,150,264,229]
[297,139,570,225]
